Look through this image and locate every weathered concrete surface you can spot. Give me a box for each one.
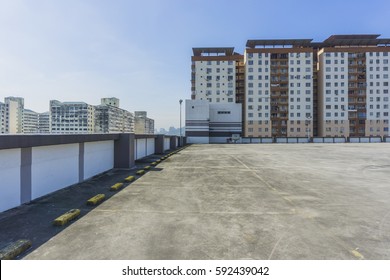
[24,144,390,259]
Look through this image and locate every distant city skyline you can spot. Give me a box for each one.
[1,0,390,129]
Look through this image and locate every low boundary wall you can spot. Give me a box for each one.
[234,136,388,144]
[0,134,181,212]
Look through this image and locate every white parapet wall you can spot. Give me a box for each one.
[0,149,21,212]
[0,134,182,212]
[31,144,79,200]
[134,137,156,160]
[84,141,114,180]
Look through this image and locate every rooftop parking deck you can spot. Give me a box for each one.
[2,143,390,259]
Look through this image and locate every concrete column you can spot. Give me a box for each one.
[114,134,135,168]
[20,147,32,204]
[79,143,84,182]
[155,135,165,154]
[170,136,177,150]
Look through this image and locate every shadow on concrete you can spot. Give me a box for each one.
[0,151,174,259]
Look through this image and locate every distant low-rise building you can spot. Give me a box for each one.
[134,111,154,134]
[50,100,95,134]
[186,99,242,143]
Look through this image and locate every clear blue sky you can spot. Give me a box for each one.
[1,0,389,129]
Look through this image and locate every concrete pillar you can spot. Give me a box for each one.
[170,136,177,150]
[20,147,32,204]
[78,143,84,182]
[155,135,165,154]
[114,134,135,168]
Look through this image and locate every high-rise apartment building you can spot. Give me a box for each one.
[189,34,390,141]
[95,98,134,133]
[244,40,314,137]
[1,97,25,134]
[50,100,95,134]
[134,111,154,135]
[191,48,244,104]
[0,102,5,134]
[38,112,50,133]
[317,35,390,137]
[187,48,244,143]
[22,109,39,134]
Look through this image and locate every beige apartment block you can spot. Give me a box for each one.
[191,35,390,138]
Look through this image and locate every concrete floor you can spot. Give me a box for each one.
[23,143,390,260]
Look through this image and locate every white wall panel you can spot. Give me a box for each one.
[136,138,147,159]
[164,137,170,151]
[31,144,79,200]
[0,149,21,212]
[84,141,114,180]
[147,138,155,156]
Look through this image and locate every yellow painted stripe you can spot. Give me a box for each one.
[144,166,151,170]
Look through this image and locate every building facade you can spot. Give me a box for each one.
[188,34,390,139]
[134,111,154,134]
[244,40,314,137]
[191,48,245,104]
[0,102,5,134]
[2,97,24,134]
[186,99,242,143]
[317,35,390,137]
[38,112,50,133]
[95,98,134,133]
[50,100,95,134]
[22,109,39,134]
